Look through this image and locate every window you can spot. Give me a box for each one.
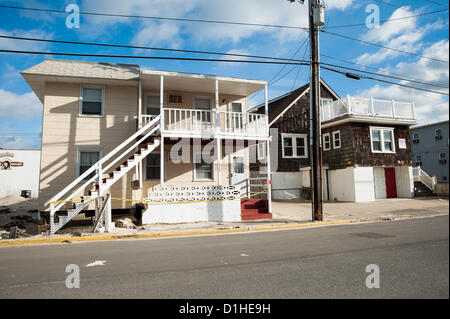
[146,153,160,180]
[370,127,395,153]
[415,155,422,166]
[435,129,443,140]
[233,156,245,174]
[320,98,332,106]
[412,132,420,144]
[439,152,447,164]
[194,97,212,123]
[194,153,213,181]
[80,86,104,116]
[281,134,308,158]
[323,133,331,151]
[78,150,101,180]
[146,95,161,116]
[257,142,266,161]
[332,130,341,149]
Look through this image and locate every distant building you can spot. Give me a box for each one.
[410,120,449,184]
[0,149,41,198]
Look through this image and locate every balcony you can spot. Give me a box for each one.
[141,108,268,139]
[320,96,416,127]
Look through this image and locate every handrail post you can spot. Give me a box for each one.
[97,162,103,196]
[347,95,352,114]
[160,75,164,132]
[370,97,374,116]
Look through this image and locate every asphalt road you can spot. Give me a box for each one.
[0,216,448,299]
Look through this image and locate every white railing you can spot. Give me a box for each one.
[45,115,161,212]
[142,115,157,126]
[160,108,268,137]
[321,96,415,122]
[413,166,437,193]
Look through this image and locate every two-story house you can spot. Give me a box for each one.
[410,120,449,196]
[21,59,272,234]
[251,79,417,202]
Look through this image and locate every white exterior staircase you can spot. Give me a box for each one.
[45,116,161,235]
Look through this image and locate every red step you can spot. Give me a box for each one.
[241,213,272,221]
[240,198,271,221]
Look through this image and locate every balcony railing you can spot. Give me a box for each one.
[142,108,267,137]
[321,96,415,123]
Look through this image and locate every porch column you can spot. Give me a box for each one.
[264,84,272,213]
[215,79,222,185]
[160,75,165,186]
[138,77,142,129]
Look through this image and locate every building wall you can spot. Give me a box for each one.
[323,122,413,170]
[410,121,449,183]
[39,82,138,211]
[373,167,387,199]
[353,167,375,202]
[395,166,414,198]
[0,150,41,198]
[271,172,302,199]
[328,167,356,202]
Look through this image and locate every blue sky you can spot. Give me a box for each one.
[0,0,448,149]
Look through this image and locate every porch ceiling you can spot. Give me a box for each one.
[141,69,266,96]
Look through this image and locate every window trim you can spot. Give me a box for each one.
[76,147,103,180]
[281,133,308,159]
[332,130,341,149]
[370,126,396,154]
[322,133,331,151]
[193,152,214,182]
[79,85,105,117]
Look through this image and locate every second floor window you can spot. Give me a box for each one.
[370,127,395,153]
[415,155,422,166]
[332,130,341,149]
[194,97,212,124]
[281,134,308,158]
[323,133,331,151]
[80,86,103,116]
[435,129,443,140]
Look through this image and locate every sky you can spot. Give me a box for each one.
[0,0,448,149]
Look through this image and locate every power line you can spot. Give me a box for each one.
[291,42,310,90]
[0,4,310,30]
[422,0,449,7]
[0,49,310,66]
[2,34,446,89]
[321,66,449,96]
[1,48,447,95]
[321,30,449,63]
[321,54,449,88]
[325,8,448,29]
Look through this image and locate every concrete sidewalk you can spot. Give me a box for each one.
[272,197,449,221]
[0,197,448,247]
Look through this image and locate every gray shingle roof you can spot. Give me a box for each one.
[21,59,140,80]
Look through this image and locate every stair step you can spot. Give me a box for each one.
[241,208,269,215]
[241,213,272,221]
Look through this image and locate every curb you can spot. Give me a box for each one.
[0,213,447,247]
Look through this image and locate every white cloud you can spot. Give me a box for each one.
[0,89,43,119]
[358,40,449,125]
[356,6,447,65]
[0,28,53,51]
[78,0,353,45]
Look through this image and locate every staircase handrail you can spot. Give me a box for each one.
[45,115,160,207]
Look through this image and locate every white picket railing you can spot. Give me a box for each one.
[412,166,437,193]
[321,96,415,122]
[159,108,267,137]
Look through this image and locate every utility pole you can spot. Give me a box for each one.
[287,0,324,221]
[308,0,324,221]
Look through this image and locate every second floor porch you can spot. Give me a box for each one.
[139,69,269,140]
[321,95,416,128]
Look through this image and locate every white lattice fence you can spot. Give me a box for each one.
[144,185,240,203]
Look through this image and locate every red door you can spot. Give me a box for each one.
[384,167,397,198]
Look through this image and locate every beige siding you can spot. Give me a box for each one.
[39,82,138,210]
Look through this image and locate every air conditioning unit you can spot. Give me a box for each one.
[435,135,443,140]
[413,139,420,144]
[439,159,447,164]
[168,94,182,104]
[415,161,422,166]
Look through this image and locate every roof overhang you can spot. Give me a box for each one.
[21,73,139,103]
[321,116,417,129]
[141,69,266,96]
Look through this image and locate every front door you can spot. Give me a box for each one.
[384,167,397,198]
[230,152,247,194]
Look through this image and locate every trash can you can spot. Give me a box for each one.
[21,190,31,198]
